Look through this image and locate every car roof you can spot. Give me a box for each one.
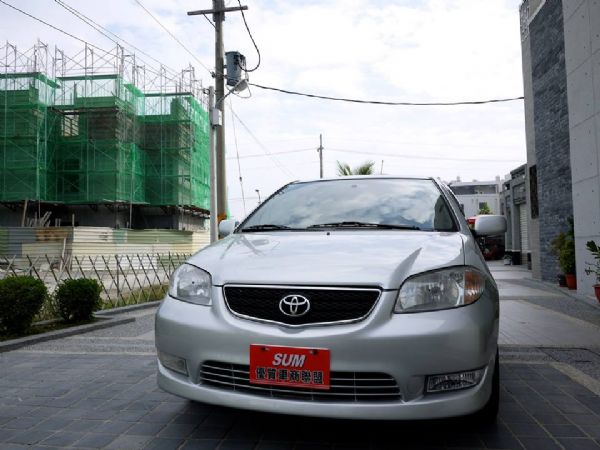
[291,175,436,184]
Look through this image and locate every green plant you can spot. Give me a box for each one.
[584,240,600,284]
[478,202,491,215]
[55,278,102,323]
[0,276,47,335]
[552,217,576,275]
[336,160,375,176]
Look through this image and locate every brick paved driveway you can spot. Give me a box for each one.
[1,349,599,450]
[1,262,600,450]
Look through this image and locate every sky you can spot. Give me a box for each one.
[0,0,526,220]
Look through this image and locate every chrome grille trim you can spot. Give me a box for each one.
[199,361,401,403]
[222,284,381,327]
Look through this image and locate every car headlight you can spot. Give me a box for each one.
[395,267,485,313]
[168,263,212,305]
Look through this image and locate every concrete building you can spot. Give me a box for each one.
[501,165,530,265]
[520,0,600,295]
[447,178,503,218]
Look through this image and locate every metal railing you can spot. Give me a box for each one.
[0,253,190,317]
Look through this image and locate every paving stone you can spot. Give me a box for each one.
[157,423,197,438]
[39,430,85,447]
[73,432,119,448]
[105,434,151,449]
[64,419,104,432]
[126,422,167,436]
[143,437,185,450]
[179,439,220,450]
[557,438,600,450]
[506,421,550,437]
[5,429,55,445]
[518,436,562,450]
[545,423,587,438]
[32,417,73,431]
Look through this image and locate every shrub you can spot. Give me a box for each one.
[0,276,47,335]
[56,279,102,323]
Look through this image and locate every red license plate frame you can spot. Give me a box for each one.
[249,344,330,390]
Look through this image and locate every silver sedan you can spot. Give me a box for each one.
[155,177,506,420]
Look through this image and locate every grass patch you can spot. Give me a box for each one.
[0,318,95,342]
[100,284,167,310]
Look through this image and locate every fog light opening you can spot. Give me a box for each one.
[158,351,188,376]
[426,368,484,393]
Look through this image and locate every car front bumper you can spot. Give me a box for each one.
[155,288,498,420]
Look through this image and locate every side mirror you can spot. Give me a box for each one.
[474,215,507,236]
[218,219,239,238]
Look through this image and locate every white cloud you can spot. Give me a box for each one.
[0,0,526,220]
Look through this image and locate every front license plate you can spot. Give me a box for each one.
[249,344,330,390]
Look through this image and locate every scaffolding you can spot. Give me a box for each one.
[0,42,59,202]
[0,42,210,211]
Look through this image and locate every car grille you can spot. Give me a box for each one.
[222,285,380,326]
[199,361,401,402]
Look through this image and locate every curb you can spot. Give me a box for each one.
[0,315,136,353]
[96,300,162,316]
[521,278,600,309]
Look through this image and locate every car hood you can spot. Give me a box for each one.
[188,231,465,290]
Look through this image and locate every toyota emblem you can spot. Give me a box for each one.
[279,295,311,317]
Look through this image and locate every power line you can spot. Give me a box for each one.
[224,146,521,163]
[225,148,313,160]
[228,105,296,178]
[0,0,108,54]
[229,98,247,216]
[327,148,522,163]
[54,0,180,77]
[1,0,180,81]
[236,0,260,72]
[248,82,524,106]
[133,0,213,76]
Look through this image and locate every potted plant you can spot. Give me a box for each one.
[559,239,577,290]
[551,232,567,287]
[584,240,600,302]
[552,218,577,289]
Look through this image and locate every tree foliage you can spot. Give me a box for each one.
[336,160,375,176]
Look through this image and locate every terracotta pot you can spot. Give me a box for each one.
[557,274,567,287]
[594,285,600,303]
[565,274,577,290]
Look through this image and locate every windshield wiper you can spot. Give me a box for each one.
[306,221,421,230]
[240,224,298,232]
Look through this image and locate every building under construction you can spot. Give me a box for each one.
[0,42,210,230]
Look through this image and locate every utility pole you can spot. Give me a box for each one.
[188,1,248,224]
[317,134,323,178]
[208,86,218,243]
[380,160,384,175]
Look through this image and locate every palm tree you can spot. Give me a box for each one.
[336,160,375,176]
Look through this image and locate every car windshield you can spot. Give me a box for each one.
[241,178,456,232]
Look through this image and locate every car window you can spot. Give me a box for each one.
[241,178,457,231]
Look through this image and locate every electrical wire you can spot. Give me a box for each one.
[229,98,247,215]
[225,148,314,160]
[228,105,296,178]
[236,0,260,72]
[248,82,524,106]
[1,0,181,82]
[0,0,109,54]
[133,0,214,76]
[327,147,522,163]
[54,0,180,77]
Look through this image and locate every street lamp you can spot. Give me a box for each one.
[255,189,261,204]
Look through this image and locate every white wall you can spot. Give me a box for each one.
[454,194,501,218]
[563,0,600,296]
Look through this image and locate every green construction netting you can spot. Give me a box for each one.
[0,73,210,210]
